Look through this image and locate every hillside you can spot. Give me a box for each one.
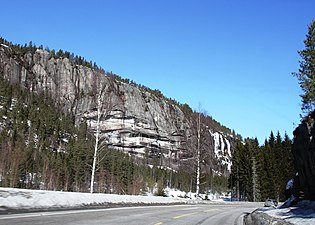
[0,38,238,193]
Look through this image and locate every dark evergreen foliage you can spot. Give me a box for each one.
[293,19,315,113]
[229,133,294,202]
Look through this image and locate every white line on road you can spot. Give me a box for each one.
[204,209,219,212]
[179,207,201,211]
[0,205,201,220]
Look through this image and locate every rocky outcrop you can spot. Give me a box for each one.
[291,111,315,200]
[0,46,235,174]
[244,210,294,225]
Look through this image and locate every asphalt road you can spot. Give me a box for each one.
[0,203,261,225]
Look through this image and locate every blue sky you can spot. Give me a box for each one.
[1,0,314,143]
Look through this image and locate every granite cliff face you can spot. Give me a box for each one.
[0,45,234,174]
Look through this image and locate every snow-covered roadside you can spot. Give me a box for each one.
[4,187,314,225]
[0,187,191,211]
[253,201,315,225]
[0,187,257,212]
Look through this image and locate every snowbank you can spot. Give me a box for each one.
[0,187,190,211]
[255,201,315,225]
[8,186,310,225]
[0,187,249,212]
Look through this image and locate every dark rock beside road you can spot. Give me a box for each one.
[244,210,293,225]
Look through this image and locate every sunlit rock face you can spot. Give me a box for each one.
[0,47,235,175]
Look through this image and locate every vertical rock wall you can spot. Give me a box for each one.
[292,111,315,200]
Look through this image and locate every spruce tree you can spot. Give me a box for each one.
[293,19,315,113]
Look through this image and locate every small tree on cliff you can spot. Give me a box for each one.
[293,19,315,113]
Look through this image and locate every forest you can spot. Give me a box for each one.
[229,133,294,202]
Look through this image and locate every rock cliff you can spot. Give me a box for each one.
[291,111,315,200]
[0,45,235,175]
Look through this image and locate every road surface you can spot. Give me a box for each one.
[0,203,261,225]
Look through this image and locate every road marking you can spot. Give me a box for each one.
[180,207,201,211]
[173,212,198,219]
[204,209,219,212]
[0,206,176,220]
[0,214,43,220]
[154,222,163,225]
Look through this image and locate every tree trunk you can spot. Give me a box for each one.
[90,93,102,193]
[196,112,201,196]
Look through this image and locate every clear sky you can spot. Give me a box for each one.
[1,0,314,144]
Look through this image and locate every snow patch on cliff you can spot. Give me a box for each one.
[209,130,232,171]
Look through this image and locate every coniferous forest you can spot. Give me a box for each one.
[229,133,294,202]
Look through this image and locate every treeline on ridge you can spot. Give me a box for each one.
[0,36,238,137]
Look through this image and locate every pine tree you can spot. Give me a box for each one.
[250,138,260,202]
[230,139,243,200]
[293,19,315,113]
[280,133,294,201]
[274,132,283,201]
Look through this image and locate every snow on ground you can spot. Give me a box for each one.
[0,187,246,212]
[164,187,228,201]
[0,187,193,211]
[3,187,314,225]
[258,201,315,225]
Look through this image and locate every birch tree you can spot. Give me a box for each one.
[90,88,102,193]
[90,76,113,193]
[196,109,201,196]
[195,104,210,196]
[182,103,211,197]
